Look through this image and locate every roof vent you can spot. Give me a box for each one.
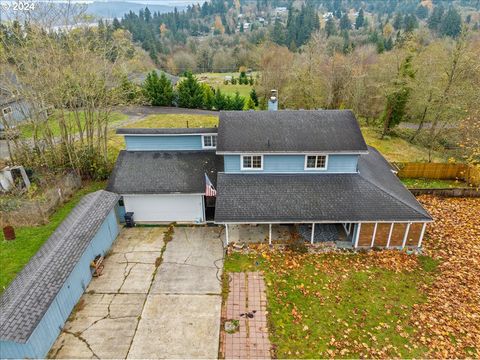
[268,89,278,111]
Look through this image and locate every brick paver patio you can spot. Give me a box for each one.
[223,272,271,359]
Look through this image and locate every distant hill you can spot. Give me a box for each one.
[86,1,187,19]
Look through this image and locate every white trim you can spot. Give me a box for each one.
[371,223,378,247]
[2,106,12,115]
[215,220,432,225]
[269,224,272,245]
[386,223,394,248]
[342,223,349,234]
[304,154,329,170]
[225,224,229,245]
[217,151,368,155]
[418,223,427,248]
[311,223,315,244]
[201,134,217,149]
[121,133,218,137]
[354,223,361,248]
[241,154,264,171]
[402,222,411,249]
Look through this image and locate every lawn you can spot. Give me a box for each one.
[225,250,437,358]
[0,181,106,293]
[400,178,468,188]
[361,127,444,163]
[196,72,256,98]
[19,111,128,138]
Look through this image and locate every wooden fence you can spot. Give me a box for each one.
[396,162,480,186]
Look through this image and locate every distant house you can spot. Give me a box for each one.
[107,110,432,249]
[0,86,34,130]
[275,6,288,15]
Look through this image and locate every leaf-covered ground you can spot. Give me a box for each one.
[224,196,480,358]
[412,196,480,358]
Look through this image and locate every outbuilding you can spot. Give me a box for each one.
[0,190,120,359]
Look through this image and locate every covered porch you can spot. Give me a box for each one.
[222,221,428,250]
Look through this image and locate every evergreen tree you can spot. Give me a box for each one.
[355,9,365,29]
[340,13,351,30]
[177,72,204,108]
[416,5,428,19]
[112,18,121,30]
[142,71,173,106]
[250,88,259,107]
[202,84,214,110]
[271,18,286,45]
[404,14,418,32]
[325,17,337,37]
[231,91,245,110]
[382,54,415,137]
[393,12,403,30]
[214,88,227,110]
[428,5,444,31]
[440,8,462,38]
[245,96,256,110]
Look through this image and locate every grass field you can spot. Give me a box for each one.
[0,181,106,293]
[197,72,256,98]
[225,250,437,358]
[19,111,127,138]
[401,178,468,188]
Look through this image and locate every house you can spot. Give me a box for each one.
[0,190,120,359]
[107,110,432,248]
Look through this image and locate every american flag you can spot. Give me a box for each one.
[205,173,217,197]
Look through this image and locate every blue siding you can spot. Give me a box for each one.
[125,135,205,151]
[0,210,119,359]
[224,154,358,173]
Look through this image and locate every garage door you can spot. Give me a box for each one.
[123,194,204,223]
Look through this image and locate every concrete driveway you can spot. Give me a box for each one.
[50,226,224,359]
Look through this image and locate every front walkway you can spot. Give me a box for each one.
[50,226,224,359]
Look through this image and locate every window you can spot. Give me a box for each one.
[2,107,12,116]
[305,155,328,170]
[202,135,217,149]
[241,155,263,170]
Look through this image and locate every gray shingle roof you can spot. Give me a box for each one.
[106,151,223,194]
[214,147,431,223]
[0,190,119,343]
[116,127,218,135]
[217,110,368,153]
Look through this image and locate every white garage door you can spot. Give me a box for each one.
[123,194,204,223]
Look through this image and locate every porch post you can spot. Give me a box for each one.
[269,224,272,245]
[402,222,411,249]
[225,224,229,246]
[386,223,394,248]
[370,223,377,248]
[311,223,315,244]
[418,223,427,248]
[354,223,361,248]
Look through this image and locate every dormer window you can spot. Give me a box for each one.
[305,155,328,170]
[202,135,217,149]
[242,155,263,170]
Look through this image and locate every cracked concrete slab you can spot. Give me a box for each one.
[127,294,221,359]
[51,226,224,359]
[152,262,221,294]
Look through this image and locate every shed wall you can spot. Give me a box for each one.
[0,210,119,359]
